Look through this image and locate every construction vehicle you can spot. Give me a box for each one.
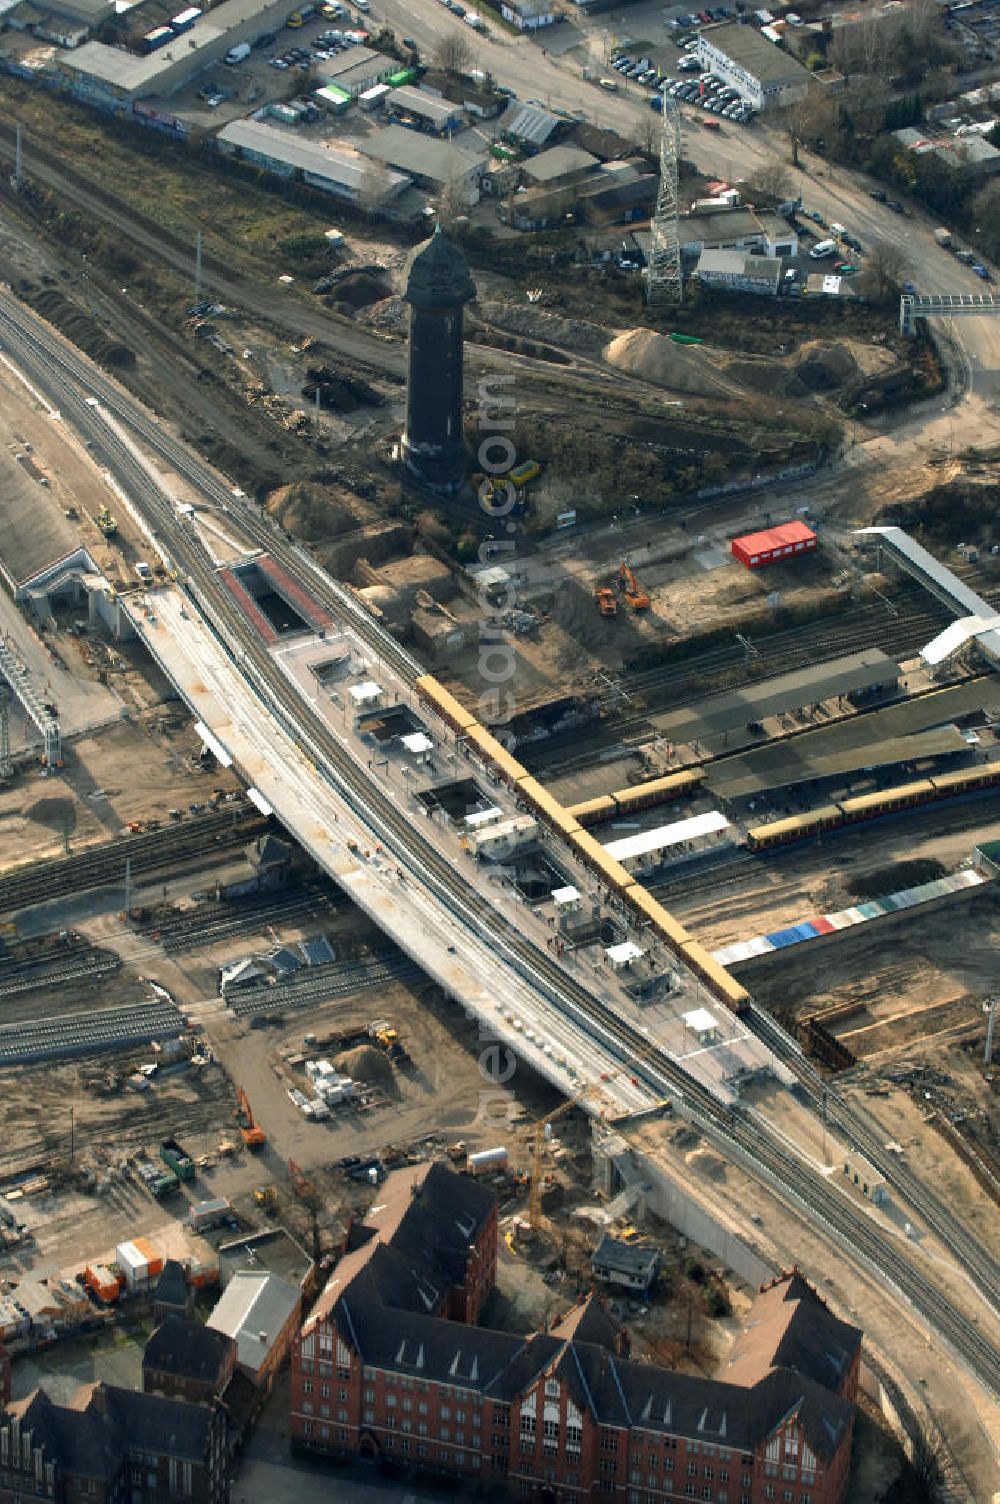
[288,1158,318,1203]
[367,1019,408,1062]
[159,1137,196,1183]
[253,1185,278,1211]
[96,505,118,537]
[595,586,618,618]
[235,1085,266,1150]
[618,560,651,611]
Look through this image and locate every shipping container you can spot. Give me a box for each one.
[509,459,540,487]
[160,1137,196,1182]
[468,1146,508,1174]
[133,1237,164,1278]
[188,1197,234,1232]
[170,6,202,30]
[115,1241,149,1291]
[387,67,416,86]
[141,25,174,51]
[84,1263,121,1303]
[359,82,391,110]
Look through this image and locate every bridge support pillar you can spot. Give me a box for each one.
[899,296,915,337]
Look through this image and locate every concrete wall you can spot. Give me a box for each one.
[593,1129,774,1288]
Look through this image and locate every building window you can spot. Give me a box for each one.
[386,1395,396,1408]
[418,1424,428,1438]
[303,1381,313,1395]
[456,1409,466,1423]
[337,1409,348,1423]
[688,1463,698,1477]
[401,1439,410,1454]
[402,1399,412,1412]
[364,1390,374,1405]
[441,1407,451,1420]
[705,1466,714,1479]
[363,1411,374,1425]
[440,1427,450,1442]
[302,1402,314,1416]
[784,1466,797,1480]
[416,1444,427,1458]
[418,1402,428,1416]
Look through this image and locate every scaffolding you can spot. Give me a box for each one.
[646,97,682,306]
[0,636,61,768]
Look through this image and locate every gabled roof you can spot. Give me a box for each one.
[592,1234,660,1278]
[153,1259,189,1310]
[144,1315,233,1383]
[308,1161,496,1328]
[549,1294,620,1350]
[6,1383,218,1478]
[7,1388,120,1481]
[726,1271,861,1393]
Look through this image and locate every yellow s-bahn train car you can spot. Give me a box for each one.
[566,794,618,827]
[414,675,477,734]
[837,779,935,823]
[462,720,530,788]
[609,768,704,817]
[745,805,843,852]
[624,882,693,952]
[929,763,1000,797]
[680,938,750,1013]
[570,829,634,892]
[516,776,582,840]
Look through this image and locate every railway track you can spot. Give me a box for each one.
[0,950,121,999]
[227,955,424,1017]
[140,884,342,954]
[4,296,1000,1398]
[0,999,184,1067]
[0,807,265,915]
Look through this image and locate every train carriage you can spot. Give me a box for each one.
[838,779,935,822]
[516,776,582,840]
[746,805,842,851]
[929,763,1000,797]
[609,768,704,818]
[570,829,634,892]
[462,721,530,788]
[414,674,477,734]
[624,882,693,951]
[680,938,750,1012]
[566,794,618,827]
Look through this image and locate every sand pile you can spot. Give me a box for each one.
[793,340,860,392]
[604,327,730,397]
[335,1044,394,1090]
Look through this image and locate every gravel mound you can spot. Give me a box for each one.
[335,1043,394,1090]
[604,327,728,396]
[793,340,860,392]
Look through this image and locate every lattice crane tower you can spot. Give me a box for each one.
[646,96,682,305]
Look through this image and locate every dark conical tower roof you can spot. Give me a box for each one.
[403,223,476,310]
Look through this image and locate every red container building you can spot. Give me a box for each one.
[732,519,817,569]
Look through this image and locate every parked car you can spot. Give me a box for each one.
[972,263,992,280]
[887,200,905,214]
[868,189,886,202]
[842,233,864,253]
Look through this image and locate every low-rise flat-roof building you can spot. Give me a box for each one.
[698,22,812,110]
[385,83,463,134]
[53,0,290,104]
[216,120,410,206]
[520,143,599,188]
[696,248,783,295]
[501,0,556,27]
[316,46,396,97]
[678,206,768,256]
[591,1234,660,1293]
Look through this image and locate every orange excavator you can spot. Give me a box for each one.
[595,586,618,618]
[236,1085,266,1150]
[618,560,651,611]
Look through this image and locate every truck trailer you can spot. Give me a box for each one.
[160,1137,196,1182]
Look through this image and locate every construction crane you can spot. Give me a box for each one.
[594,586,618,619]
[235,1085,266,1150]
[618,560,651,612]
[527,1040,672,1234]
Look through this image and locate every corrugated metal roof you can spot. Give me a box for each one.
[502,101,560,145]
[208,1271,300,1374]
[857,525,991,618]
[602,810,729,862]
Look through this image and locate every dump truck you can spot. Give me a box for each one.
[160,1137,196,1183]
[933,227,952,248]
[135,1158,180,1197]
[367,1019,408,1061]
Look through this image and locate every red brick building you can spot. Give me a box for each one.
[144,1314,238,1404]
[0,1382,229,1504]
[289,1164,860,1504]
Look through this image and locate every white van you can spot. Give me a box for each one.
[599,75,619,90]
[224,41,251,62]
[810,238,836,259]
[829,221,847,238]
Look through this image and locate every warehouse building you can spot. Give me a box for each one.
[53,0,290,104]
[3,0,111,43]
[678,207,769,256]
[385,83,463,135]
[216,119,410,207]
[362,124,486,204]
[501,0,556,27]
[698,22,812,110]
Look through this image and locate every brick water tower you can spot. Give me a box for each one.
[401,224,476,493]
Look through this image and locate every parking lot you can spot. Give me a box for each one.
[607,16,759,130]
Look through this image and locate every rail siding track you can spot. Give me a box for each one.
[0,999,184,1066]
[3,298,999,1398]
[226,955,423,1017]
[0,808,265,914]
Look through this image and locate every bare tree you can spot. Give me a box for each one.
[860,238,909,300]
[435,31,472,74]
[906,1420,946,1504]
[356,160,392,221]
[971,179,1000,260]
[746,160,792,205]
[436,167,470,229]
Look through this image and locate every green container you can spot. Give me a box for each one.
[669,332,703,345]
